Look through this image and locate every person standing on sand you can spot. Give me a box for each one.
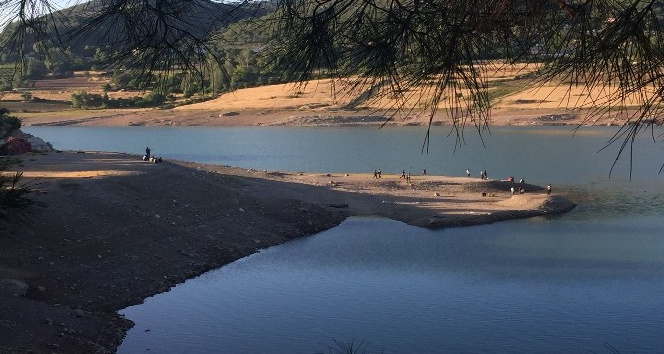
[378,169,382,178]
[401,170,406,179]
[373,170,378,178]
[511,186,515,195]
[547,184,552,195]
[145,146,151,159]
[423,169,427,176]
[466,169,471,177]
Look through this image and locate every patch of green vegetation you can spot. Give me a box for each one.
[0,169,43,224]
[0,108,43,224]
[70,90,169,109]
[487,83,524,104]
[0,106,22,131]
[0,64,19,90]
[0,155,43,225]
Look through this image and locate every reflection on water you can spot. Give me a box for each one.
[118,215,664,354]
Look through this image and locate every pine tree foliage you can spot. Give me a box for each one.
[2,0,664,166]
[275,0,664,160]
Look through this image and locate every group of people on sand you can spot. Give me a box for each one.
[143,146,163,163]
[504,175,552,196]
[400,169,412,181]
[465,168,489,179]
[468,168,554,196]
[507,176,526,195]
[510,186,526,195]
[369,167,553,195]
[505,176,525,184]
[371,168,421,182]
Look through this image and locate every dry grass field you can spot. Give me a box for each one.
[0,64,648,127]
[179,63,544,112]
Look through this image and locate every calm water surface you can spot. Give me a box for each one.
[24,125,664,184]
[25,126,664,353]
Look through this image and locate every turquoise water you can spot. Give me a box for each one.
[24,126,664,353]
[25,125,664,185]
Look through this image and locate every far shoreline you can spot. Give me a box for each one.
[14,106,641,128]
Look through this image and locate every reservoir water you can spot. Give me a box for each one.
[25,125,664,353]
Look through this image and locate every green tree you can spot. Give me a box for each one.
[71,90,106,109]
[32,40,47,54]
[0,78,12,91]
[0,107,21,132]
[45,48,73,77]
[209,64,230,94]
[230,66,258,88]
[112,72,133,89]
[142,91,167,106]
[25,58,48,80]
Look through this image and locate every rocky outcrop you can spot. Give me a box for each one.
[0,129,54,155]
[20,131,54,151]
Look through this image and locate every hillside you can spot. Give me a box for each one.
[0,0,272,62]
[6,63,642,128]
[174,64,642,127]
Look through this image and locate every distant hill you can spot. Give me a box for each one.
[0,0,274,62]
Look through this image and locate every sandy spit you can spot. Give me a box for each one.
[0,151,575,353]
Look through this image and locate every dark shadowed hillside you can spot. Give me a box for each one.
[0,0,275,61]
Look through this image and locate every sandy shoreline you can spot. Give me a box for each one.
[15,106,634,128]
[0,151,575,353]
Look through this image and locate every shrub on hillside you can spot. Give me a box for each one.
[0,107,21,129]
[71,91,107,109]
[71,90,171,109]
[0,108,40,224]
[4,137,31,155]
[0,79,12,91]
[0,168,41,224]
[142,91,166,105]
